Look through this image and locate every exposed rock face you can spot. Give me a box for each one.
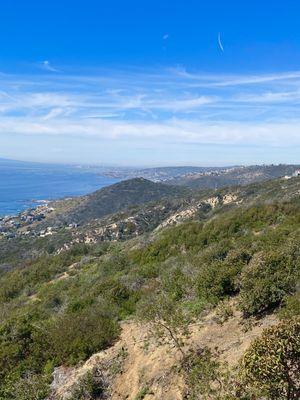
[50,367,75,395]
[155,207,198,229]
[156,193,240,230]
[55,202,178,252]
[223,193,238,204]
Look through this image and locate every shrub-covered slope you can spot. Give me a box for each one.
[2,175,300,268]
[49,177,189,225]
[0,177,299,399]
[0,178,190,265]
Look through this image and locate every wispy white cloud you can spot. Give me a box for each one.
[41,107,72,120]
[41,60,60,72]
[235,90,300,103]
[1,115,300,147]
[1,66,300,156]
[218,33,224,52]
[171,68,300,88]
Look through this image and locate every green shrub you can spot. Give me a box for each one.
[241,318,300,399]
[0,312,47,380]
[196,248,250,305]
[160,264,192,301]
[239,251,299,316]
[70,368,107,400]
[10,373,50,400]
[197,260,241,304]
[279,292,300,320]
[182,347,223,399]
[45,303,120,365]
[181,347,250,400]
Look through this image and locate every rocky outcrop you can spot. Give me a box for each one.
[156,193,240,230]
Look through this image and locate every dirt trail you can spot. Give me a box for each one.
[50,307,277,400]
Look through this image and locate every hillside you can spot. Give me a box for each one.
[2,175,300,266]
[54,177,189,224]
[102,166,230,181]
[170,164,300,189]
[0,176,299,399]
[0,178,189,265]
[50,305,278,400]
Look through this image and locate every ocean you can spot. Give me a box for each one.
[0,160,119,216]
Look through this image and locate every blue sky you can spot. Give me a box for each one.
[1,0,300,166]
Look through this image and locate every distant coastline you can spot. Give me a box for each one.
[0,159,119,216]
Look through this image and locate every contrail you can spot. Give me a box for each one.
[218,33,224,52]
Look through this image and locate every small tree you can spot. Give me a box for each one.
[136,292,191,356]
[241,318,300,400]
